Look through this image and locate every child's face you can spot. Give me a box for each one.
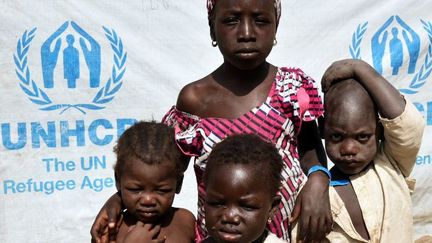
[204,163,278,243]
[118,158,178,223]
[324,101,378,175]
[211,0,277,70]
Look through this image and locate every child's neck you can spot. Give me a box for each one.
[122,208,174,227]
[214,61,274,96]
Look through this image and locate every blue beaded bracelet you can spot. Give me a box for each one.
[307,165,331,180]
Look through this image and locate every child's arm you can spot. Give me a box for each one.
[90,192,123,243]
[123,222,166,243]
[321,59,405,119]
[291,120,333,242]
[322,59,425,176]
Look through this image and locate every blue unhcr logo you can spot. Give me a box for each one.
[349,15,432,95]
[13,21,127,114]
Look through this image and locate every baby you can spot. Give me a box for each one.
[97,121,195,243]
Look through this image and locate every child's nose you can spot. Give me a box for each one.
[221,207,241,225]
[340,139,358,156]
[238,19,256,42]
[139,193,156,206]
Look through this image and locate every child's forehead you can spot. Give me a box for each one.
[208,0,281,20]
[208,162,264,183]
[125,156,177,171]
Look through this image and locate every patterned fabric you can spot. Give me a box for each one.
[162,67,323,242]
[206,0,282,23]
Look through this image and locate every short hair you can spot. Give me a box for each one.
[114,121,188,181]
[204,134,283,196]
[324,79,378,120]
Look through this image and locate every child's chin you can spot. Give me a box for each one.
[136,213,160,223]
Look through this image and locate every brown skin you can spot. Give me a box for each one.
[118,159,195,243]
[321,59,406,240]
[120,208,195,243]
[324,81,377,240]
[91,159,195,243]
[204,163,281,243]
[91,0,331,241]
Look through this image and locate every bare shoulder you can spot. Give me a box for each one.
[172,207,196,226]
[167,207,195,242]
[176,75,214,114]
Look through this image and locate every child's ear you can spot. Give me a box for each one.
[269,195,282,218]
[175,174,184,194]
[318,116,325,139]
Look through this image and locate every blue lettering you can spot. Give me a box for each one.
[416,154,432,165]
[89,119,113,146]
[31,122,56,148]
[117,118,137,138]
[43,157,76,172]
[60,120,85,147]
[1,118,137,150]
[3,178,76,195]
[81,155,107,171]
[81,176,114,192]
[3,180,16,193]
[1,123,26,150]
[414,101,432,125]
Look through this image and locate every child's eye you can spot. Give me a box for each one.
[126,188,141,194]
[357,134,371,142]
[156,188,172,195]
[255,17,270,25]
[330,134,342,142]
[242,205,259,211]
[241,203,259,211]
[222,17,239,25]
[206,201,225,208]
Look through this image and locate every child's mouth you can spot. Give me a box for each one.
[217,227,242,242]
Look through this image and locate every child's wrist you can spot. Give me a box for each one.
[307,165,331,181]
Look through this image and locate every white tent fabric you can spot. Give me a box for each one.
[0,0,431,242]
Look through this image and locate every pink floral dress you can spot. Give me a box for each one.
[162,67,324,242]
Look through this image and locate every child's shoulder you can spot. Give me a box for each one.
[171,207,195,222]
[167,207,195,239]
[177,76,215,114]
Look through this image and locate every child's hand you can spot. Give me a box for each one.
[321,59,366,93]
[291,172,333,242]
[123,222,166,243]
[90,193,123,243]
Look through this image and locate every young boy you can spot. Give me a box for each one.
[291,59,425,242]
[93,121,195,243]
[203,134,288,243]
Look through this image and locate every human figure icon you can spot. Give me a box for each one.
[396,15,420,74]
[371,16,394,74]
[41,21,68,88]
[63,34,80,88]
[390,27,403,75]
[71,21,101,88]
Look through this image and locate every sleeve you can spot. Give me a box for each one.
[380,99,425,177]
[296,69,324,122]
[162,106,204,157]
[278,67,324,122]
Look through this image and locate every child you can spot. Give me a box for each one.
[291,59,425,242]
[203,134,287,243]
[95,121,195,243]
[91,0,332,242]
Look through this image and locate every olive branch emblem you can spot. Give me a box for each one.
[13,25,127,114]
[349,19,432,94]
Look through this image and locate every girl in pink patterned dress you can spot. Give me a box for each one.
[91,0,332,242]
